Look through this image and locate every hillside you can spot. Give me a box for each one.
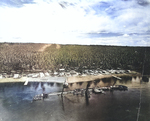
[0,43,149,75]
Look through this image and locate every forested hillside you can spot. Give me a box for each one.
[0,43,149,75]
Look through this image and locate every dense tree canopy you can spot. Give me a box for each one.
[0,43,149,75]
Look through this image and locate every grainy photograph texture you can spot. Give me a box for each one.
[0,0,150,121]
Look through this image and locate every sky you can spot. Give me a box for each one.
[0,0,150,46]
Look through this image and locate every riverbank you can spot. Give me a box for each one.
[66,73,141,83]
[0,77,27,83]
[0,70,141,83]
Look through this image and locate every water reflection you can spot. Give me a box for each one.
[65,76,141,91]
[0,76,150,121]
[0,82,63,104]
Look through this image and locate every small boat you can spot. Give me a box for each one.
[110,85,128,90]
[101,87,110,91]
[93,87,105,94]
[33,93,48,101]
[33,94,43,101]
[73,89,85,95]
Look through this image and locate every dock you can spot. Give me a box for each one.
[48,91,69,96]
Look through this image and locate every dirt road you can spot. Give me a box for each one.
[38,44,61,52]
[38,44,52,52]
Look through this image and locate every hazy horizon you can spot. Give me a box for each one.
[0,0,150,46]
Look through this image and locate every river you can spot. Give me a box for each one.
[0,76,150,121]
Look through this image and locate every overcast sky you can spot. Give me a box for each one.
[0,0,150,46]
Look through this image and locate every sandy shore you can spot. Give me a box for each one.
[0,77,27,83]
[0,72,141,84]
[66,73,141,83]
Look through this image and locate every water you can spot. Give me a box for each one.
[0,76,150,121]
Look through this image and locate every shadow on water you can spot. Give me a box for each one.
[85,91,89,106]
[142,76,149,82]
[85,82,91,106]
[66,77,123,91]
[61,95,65,111]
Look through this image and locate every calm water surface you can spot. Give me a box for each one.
[0,76,150,121]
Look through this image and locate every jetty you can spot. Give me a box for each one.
[33,84,128,101]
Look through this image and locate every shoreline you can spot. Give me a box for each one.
[0,72,142,84]
[0,77,27,83]
[66,73,141,83]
